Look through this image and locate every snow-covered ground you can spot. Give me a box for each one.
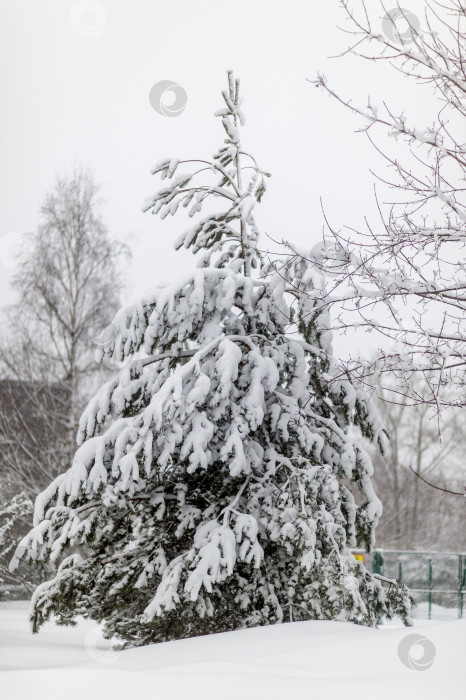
[1,602,464,700]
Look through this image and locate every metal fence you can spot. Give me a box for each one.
[356,549,466,621]
[3,550,466,621]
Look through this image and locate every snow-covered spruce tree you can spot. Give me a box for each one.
[10,72,412,645]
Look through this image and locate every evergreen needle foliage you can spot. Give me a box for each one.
[11,72,412,645]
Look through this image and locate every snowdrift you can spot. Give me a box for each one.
[1,604,464,700]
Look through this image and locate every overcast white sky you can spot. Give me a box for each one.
[0,0,431,357]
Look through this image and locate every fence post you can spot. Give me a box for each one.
[428,558,432,620]
[460,556,465,620]
[374,550,384,576]
[373,550,384,626]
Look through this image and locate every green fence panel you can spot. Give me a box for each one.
[361,549,466,622]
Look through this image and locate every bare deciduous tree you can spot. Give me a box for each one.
[292,0,466,414]
[0,165,129,593]
[365,375,466,550]
[4,166,129,446]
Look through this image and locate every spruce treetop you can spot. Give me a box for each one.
[143,70,268,277]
